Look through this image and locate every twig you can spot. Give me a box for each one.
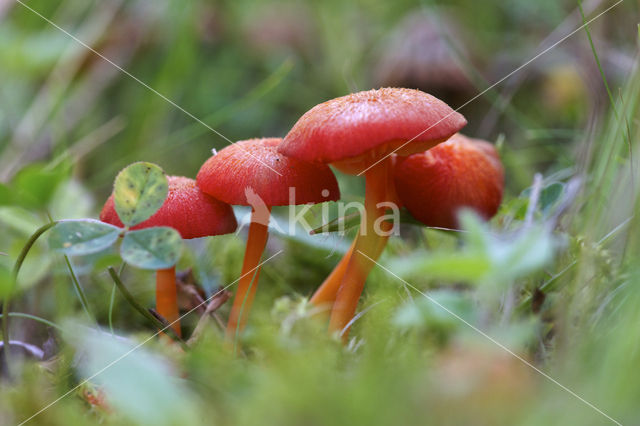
[186,291,231,346]
[148,309,176,331]
[176,276,226,329]
[176,277,207,315]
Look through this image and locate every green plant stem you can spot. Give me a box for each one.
[1,221,58,377]
[107,267,187,350]
[46,212,94,323]
[0,312,63,331]
[578,1,634,205]
[109,263,126,335]
[63,255,94,322]
[233,267,261,355]
[108,284,117,335]
[516,260,578,314]
[579,1,617,119]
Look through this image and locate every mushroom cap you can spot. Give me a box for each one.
[374,12,475,99]
[196,138,340,206]
[100,176,237,239]
[393,133,504,229]
[279,88,467,167]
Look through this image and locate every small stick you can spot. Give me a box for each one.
[176,279,226,330]
[187,291,231,346]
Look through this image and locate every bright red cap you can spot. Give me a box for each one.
[100,176,237,239]
[393,133,504,229]
[279,88,467,166]
[196,138,340,206]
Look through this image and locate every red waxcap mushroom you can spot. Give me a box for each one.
[196,137,340,339]
[279,87,466,174]
[100,175,237,337]
[310,136,503,312]
[100,176,237,238]
[394,133,504,229]
[197,138,339,206]
[279,88,465,339]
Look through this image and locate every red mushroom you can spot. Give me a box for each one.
[279,88,465,338]
[196,138,339,339]
[100,176,237,336]
[309,134,504,309]
[394,133,504,229]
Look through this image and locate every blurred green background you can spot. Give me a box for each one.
[1,0,640,425]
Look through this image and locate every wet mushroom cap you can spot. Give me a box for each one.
[196,138,340,206]
[279,88,467,167]
[100,176,237,239]
[393,133,504,229]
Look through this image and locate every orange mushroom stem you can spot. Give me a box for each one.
[309,241,354,310]
[329,158,391,337]
[226,206,271,339]
[310,159,399,314]
[156,267,181,337]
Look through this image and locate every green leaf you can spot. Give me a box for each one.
[520,181,566,216]
[49,219,122,256]
[310,211,360,234]
[391,251,491,282]
[309,208,423,235]
[458,211,491,253]
[0,206,42,236]
[461,212,557,285]
[0,183,13,206]
[539,182,565,213]
[64,323,200,425]
[121,227,182,270]
[391,212,557,288]
[92,253,123,272]
[393,290,476,331]
[11,161,70,209]
[50,179,95,220]
[399,208,430,227]
[487,225,556,283]
[113,162,168,227]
